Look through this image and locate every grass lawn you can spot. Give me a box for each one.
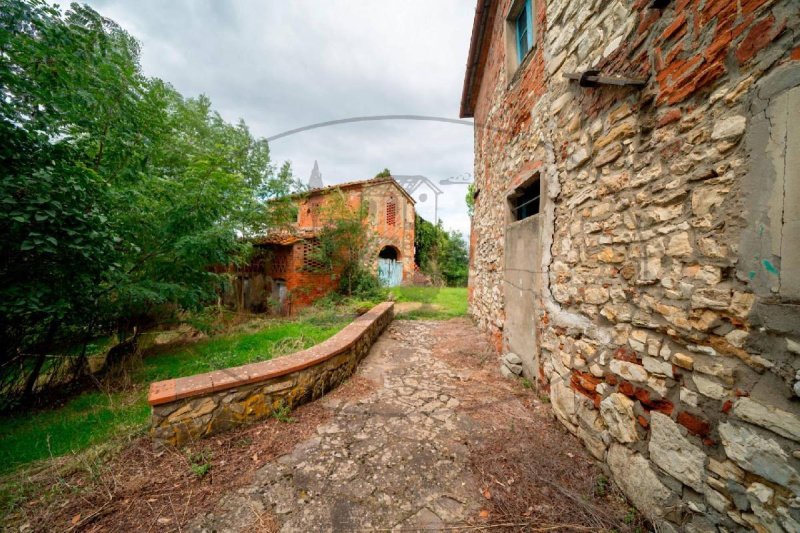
[388,286,468,319]
[0,310,351,477]
[0,290,468,478]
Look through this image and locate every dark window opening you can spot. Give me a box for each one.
[379,246,398,260]
[510,177,540,221]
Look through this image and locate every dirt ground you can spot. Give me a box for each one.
[6,318,644,532]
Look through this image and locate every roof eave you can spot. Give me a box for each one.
[459,0,494,119]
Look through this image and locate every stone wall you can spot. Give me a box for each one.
[148,302,393,446]
[466,0,800,530]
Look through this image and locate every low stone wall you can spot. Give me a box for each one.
[148,302,394,446]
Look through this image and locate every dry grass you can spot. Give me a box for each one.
[431,318,649,533]
[2,369,377,532]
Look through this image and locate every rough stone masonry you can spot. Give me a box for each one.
[461,0,800,530]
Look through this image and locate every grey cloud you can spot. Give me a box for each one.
[84,0,475,234]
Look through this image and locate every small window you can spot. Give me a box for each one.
[386,197,397,226]
[515,0,533,63]
[509,177,540,221]
[505,0,535,78]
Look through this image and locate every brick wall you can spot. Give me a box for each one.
[467,0,800,530]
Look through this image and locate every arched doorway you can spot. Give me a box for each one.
[378,246,402,287]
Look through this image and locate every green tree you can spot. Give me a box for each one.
[374,168,391,178]
[440,230,469,287]
[414,216,468,287]
[0,0,297,406]
[465,182,476,217]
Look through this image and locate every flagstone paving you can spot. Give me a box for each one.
[190,319,484,531]
[188,318,626,532]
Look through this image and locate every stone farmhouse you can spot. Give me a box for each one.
[226,176,415,313]
[461,0,799,530]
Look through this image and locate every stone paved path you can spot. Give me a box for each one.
[190,319,489,531]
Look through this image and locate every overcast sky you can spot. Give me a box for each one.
[84,0,476,235]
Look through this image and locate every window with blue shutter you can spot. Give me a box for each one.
[515,0,533,63]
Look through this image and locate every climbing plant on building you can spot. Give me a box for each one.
[310,191,382,299]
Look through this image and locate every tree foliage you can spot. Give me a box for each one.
[414,215,469,287]
[465,182,476,217]
[0,0,297,405]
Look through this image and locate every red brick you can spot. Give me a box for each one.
[634,387,652,404]
[736,16,783,64]
[654,46,665,72]
[613,346,639,363]
[637,415,649,428]
[664,42,684,66]
[664,59,726,105]
[792,47,800,61]
[648,400,674,416]
[741,0,773,15]
[570,373,600,404]
[572,370,602,392]
[656,55,703,85]
[722,400,733,413]
[702,0,736,24]
[659,13,686,43]
[677,411,711,437]
[705,30,733,62]
[637,9,661,36]
[618,381,635,397]
[657,108,682,128]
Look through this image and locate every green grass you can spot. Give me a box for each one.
[389,286,468,319]
[0,290,467,477]
[0,310,351,476]
[140,318,347,383]
[0,390,150,477]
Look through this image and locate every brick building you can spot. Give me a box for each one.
[227,176,415,313]
[461,0,799,530]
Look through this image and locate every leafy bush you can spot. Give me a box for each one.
[0,1,298,405]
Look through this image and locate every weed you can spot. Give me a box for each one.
[539,393,551,404]
[270,401,295,423]
[520,377,533,389]
[624,507,637,524]
[594,475,608,497]
[188,450,212,478]
[190,462,210,478]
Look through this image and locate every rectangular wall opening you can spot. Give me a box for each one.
[509,175,541,221]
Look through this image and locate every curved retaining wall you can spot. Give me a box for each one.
[148,302,394,446]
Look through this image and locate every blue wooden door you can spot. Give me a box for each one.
[378,258,402,287]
